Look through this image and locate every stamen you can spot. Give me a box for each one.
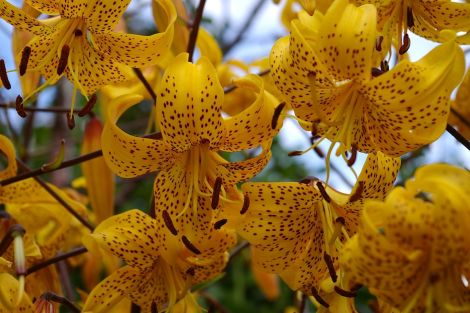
[399,34,411,55]
[407,7,414,28]
[271,102,286,130]
[334,286,357,298]
[78,94,97,117]
[74,29,83,37]
[380,60,389,72]
[214,219,227,230]
[371,68,384,77]
[316,182,331,203]
[57,45,70,75]
[162,210,178,235]
[335,217,345,225]
[181,235,201,255]
[288,150,303,157]
[15,96,27,118]
[19,46,31,76]
[299,176,317,185]
[211,177,223,210]
[0,59,11,89]
[349,181,364,202]
[310,287,329,308]
[323,252,337,283]
[346,145,357,167]
[41,139,65,171]
[375,36,384,52]
[151,302,157,313]
[314,146,324,158]
[240,194,250,214]
[186,267,195,276]
[66,112,75,130]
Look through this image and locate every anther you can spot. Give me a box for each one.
[375,36,383,52]
[181,235,201,255]
[347,145,357,167]
[15,96,27,118]
[19,46,31,76]
[407,7,414,28]
[399,34,411,55]
[186,267,195,276]
[271,102,286,130]
[288,150,303,157]
[316,181,331,203]
[314,146,324,158]
[371,68,384,77]
[299,176,317,185]
[323,252,337,283]
[57,45,70,75]
[335,216,345,225]
[334,286,357,298]
[211,177,223,210]
[151,302,158,313]
[162,210,178,235]
[66,112,75,130]
[240,194,250,214]
[349,181,364,202]
[78,94,97,117]
[310,287,329,308]
[380,60,389,72]
[0,59,11,89]
[74,29,83,37]
[214,219,227,230]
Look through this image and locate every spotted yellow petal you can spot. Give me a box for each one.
[102,94,176,178]
[84,0,131,33]
[0,135,18,180]
[219,75,280,151]
[0,0,50,36]
[24,0,59,14]
[84,209,161,270]
[0,273,34,313]
[156,53,225,152]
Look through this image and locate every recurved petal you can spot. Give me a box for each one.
[157,53,225,152]
[59,0,89,18]
[82,266,140,313]
[25,0,58,14]
[216,146,272,186]
[0,0,50,35]
[68,36,130,95]
[362,39,465,156]
[102,94,176,178]
[239,182,322,274]
[0,135,17,180]
[318,0,377,82]
[219,75,280,151]
[84,0,132,33]
[84,209,161,270]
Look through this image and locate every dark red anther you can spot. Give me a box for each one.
[19,46,31,76]
[399,34,411,55]
[311,287,329,308]
[407,7,414,28]
[162,210,178,235]
[380,60,389,72]
[288,150,303,157]
[349,181,364,202]
[371,68,384,77]
[323,252,337,283]
[211,177,223,210]
[181,235,201,255]
[57,45,70,75]
[214,219,227,230]
[375,36,384,52]
[347,146,357,167]
[74,29,83,37]
[0,59,11,90]
[271,102,286,130]
[313,146,324,158]
[66,112,75,130]
[334,286,358,298]
[15,95,27,118]
[316,181,331,203]
[240,195,250,214]
[78,94,97,117]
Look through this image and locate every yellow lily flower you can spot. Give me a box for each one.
[341,164,470,312]
[271,0,465,158]
[237,152,400,302]
[101,53,281,234]
[0,0,176,101]
[353,0,470,45]
[449,68,470,140]
[82,209,232,312]
[0,273,34,313]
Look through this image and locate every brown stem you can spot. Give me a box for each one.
[26,246,88,276]
[0,103,81,113]
[446,123,470,151]
[223,69,270,94]
[451,107,470,130]
[187,0,207,62]
[16,158,95,231]
[39,292,81,313]
[132,68,157,103]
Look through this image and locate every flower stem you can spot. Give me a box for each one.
[132,68,157,103]
[26,246,88,276]
[38,292,81,313]
[187,0,207,62]
[446,123,470,151]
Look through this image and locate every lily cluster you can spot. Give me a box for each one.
[0,0,469,312]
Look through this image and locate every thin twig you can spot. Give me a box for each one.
[199,291,230,313]
[187,0,207,62]
[0,103,81,113]
[446,123,470,151]
[222,0,266,54]
[39,292,81,313]
[16,158,95,231]
[132,68,157,103]
[26,246,88,276]
[451,107,470,130]
[223,69,270,94]
[0,150,103,187]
